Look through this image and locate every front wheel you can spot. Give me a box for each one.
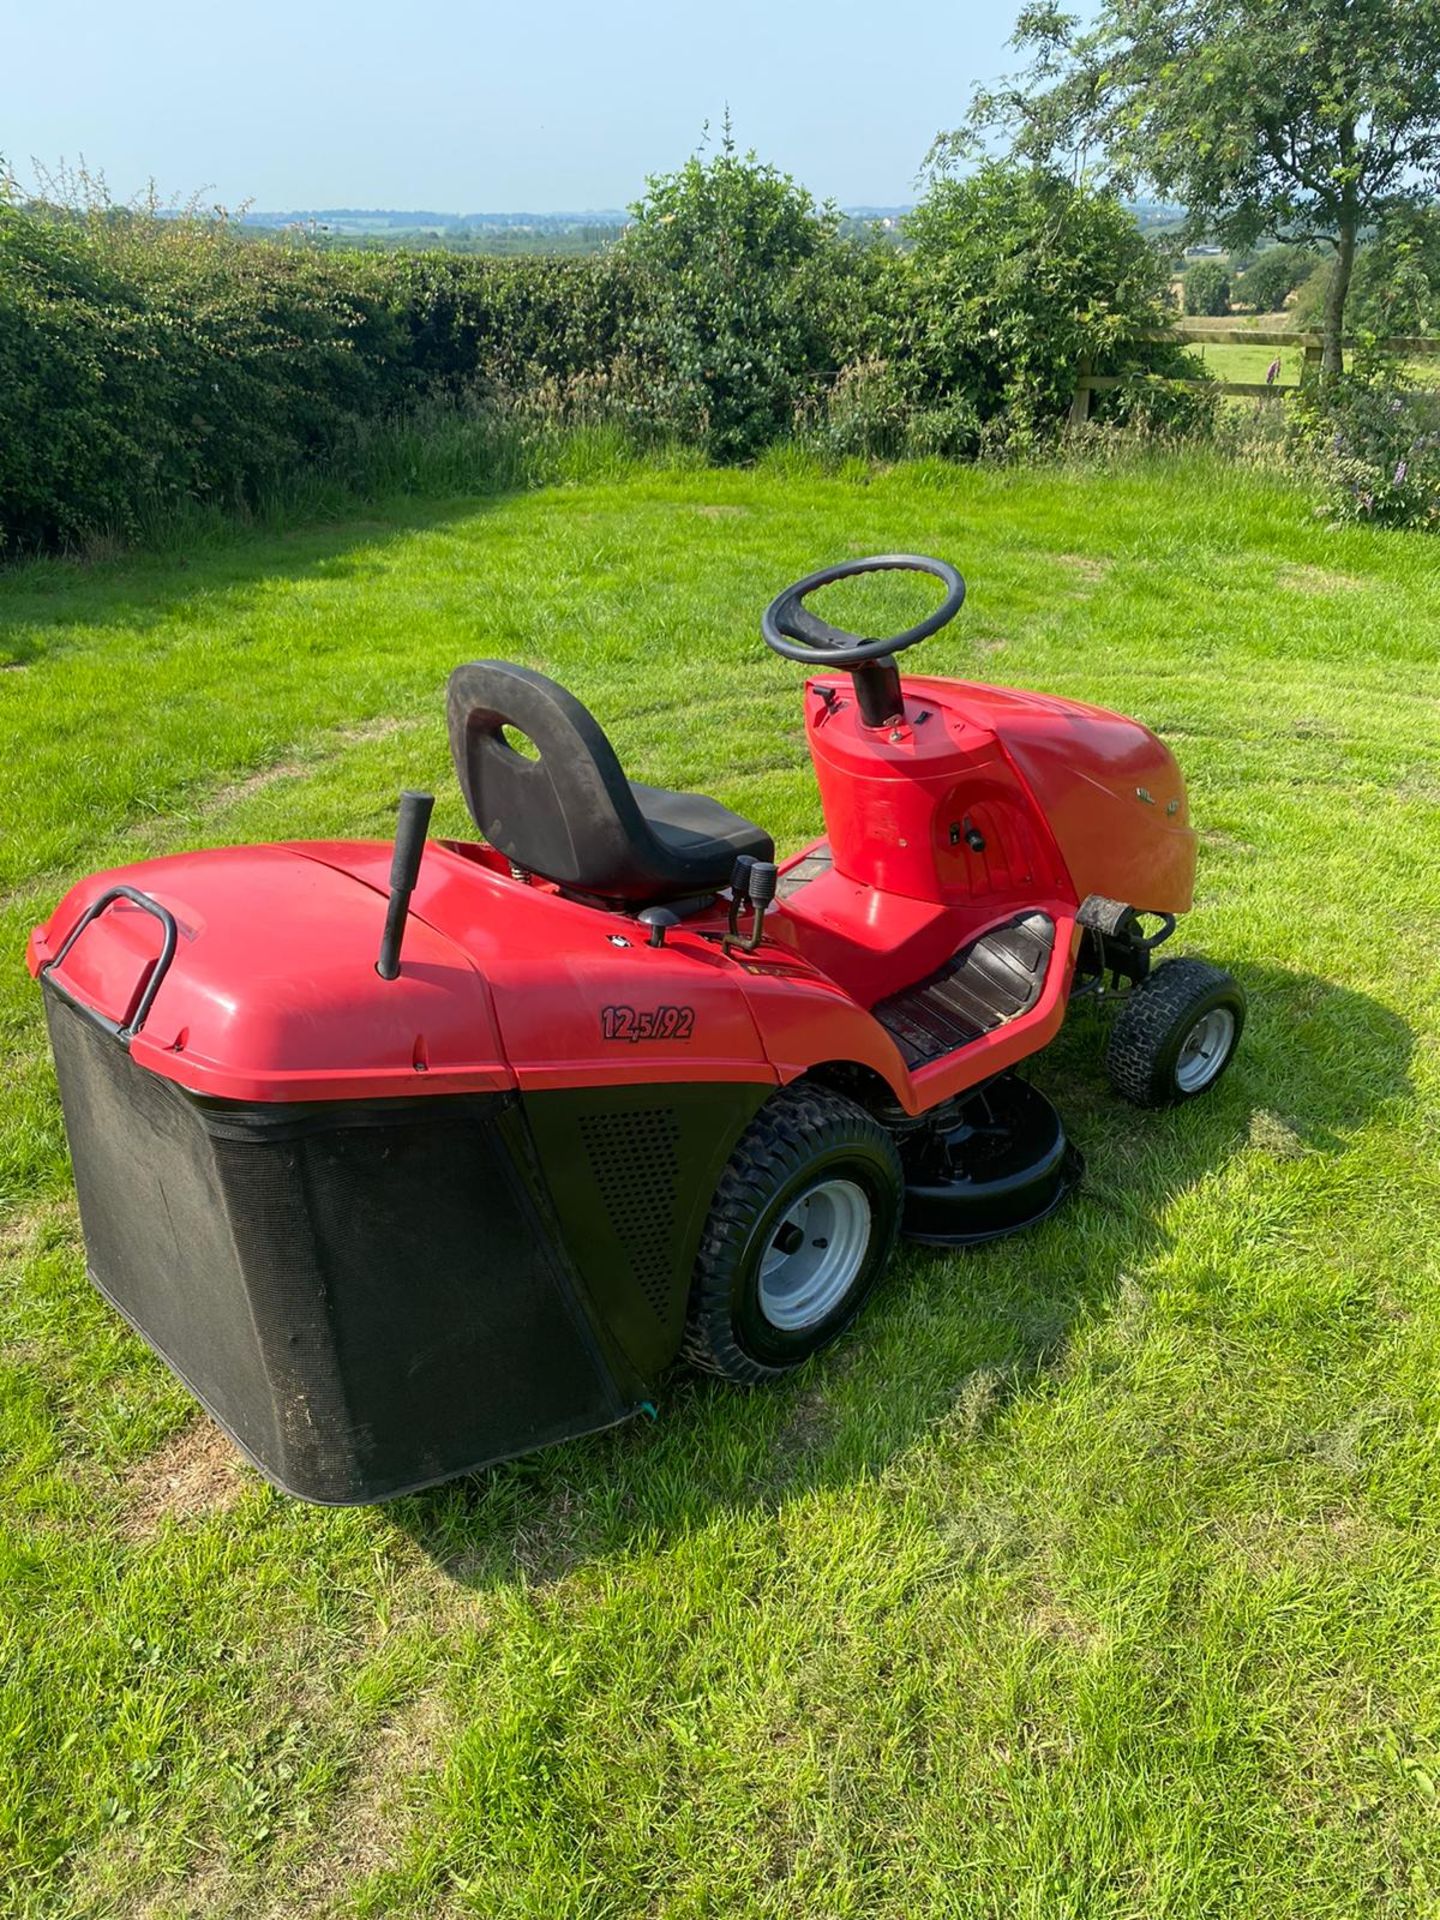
[1104,957,1246,1108]
[682,1084,904,1384]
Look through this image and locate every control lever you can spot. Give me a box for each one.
[376,790,434,981]
[723,856,778,955]
[725,855,756,944]
[638,906,681,949]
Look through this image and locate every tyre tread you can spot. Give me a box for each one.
[1104,956,1243,1108]
[682,1083,902,1383]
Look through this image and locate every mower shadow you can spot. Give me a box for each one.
[387,958,1413,1591]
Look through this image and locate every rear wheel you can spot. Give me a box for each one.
[1105,957,1246,1108]
[682,1084,904,1383]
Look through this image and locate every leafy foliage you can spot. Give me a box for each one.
[0,202,411,551]
[1290,213,1440,340]
[1347,212,1440,337]
[891,164,1213,448]
[0,154,1219,551]
[0,196,669,553]
[1182,261,1232,316]
[952,0,1440,368]
[1290,364,1440,527]
[619,130,845,458]
[1237,245,1318,314]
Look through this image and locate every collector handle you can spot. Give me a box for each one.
[43,885,180,1041]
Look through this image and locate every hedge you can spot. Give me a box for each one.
[1,162,1207,554]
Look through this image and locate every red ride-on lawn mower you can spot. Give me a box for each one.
[29,556,1244,1503]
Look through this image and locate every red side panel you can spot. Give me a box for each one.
[996,726,1196,913]
[389,843,774,1093]
[738,905,1079,1117]
[29,841,780,1105]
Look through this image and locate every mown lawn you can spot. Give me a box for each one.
[3,451,1439,1919]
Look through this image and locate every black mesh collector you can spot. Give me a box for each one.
[42,982,767,1502]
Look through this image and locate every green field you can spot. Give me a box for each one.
[1175,318,1440,391]
[1186,338,1314,386]
[3,452,1440,1918]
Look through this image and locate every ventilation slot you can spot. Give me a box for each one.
[579,1108,682,1321]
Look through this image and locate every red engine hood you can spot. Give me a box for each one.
[906,677,1197,915]
[28,844,512,1103]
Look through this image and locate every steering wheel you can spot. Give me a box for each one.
[761,554,966,667]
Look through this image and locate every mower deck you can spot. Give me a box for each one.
[901,1074,1084,1246]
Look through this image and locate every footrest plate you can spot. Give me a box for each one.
[875,911,1055,1068]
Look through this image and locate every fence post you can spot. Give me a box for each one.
[1069,360,1093,427]
[1301,339,1322,384]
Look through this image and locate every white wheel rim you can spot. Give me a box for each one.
[757,1178,872,1332]
[1175,1006,1236,1092]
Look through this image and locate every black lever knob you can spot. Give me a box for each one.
[748,861,778,908]
[376,789,434,981]
[638,906,681,949]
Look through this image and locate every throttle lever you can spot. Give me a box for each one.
[723,858,777,955]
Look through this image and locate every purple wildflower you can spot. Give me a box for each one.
[1394,460,1408,486]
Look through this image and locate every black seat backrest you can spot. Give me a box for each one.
[446,660,658,894]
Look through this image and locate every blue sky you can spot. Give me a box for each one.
[2,0,1030,211]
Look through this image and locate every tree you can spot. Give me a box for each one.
[621,122,845,457]
[945,0,1440,376]
[1238,243,1318,313]
[1182,260,1231,315]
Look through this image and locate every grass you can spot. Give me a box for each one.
[3,447,1440,1919]
[1193,339,1440,389]
[1174,315,1440,391]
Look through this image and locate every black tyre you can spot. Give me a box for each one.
[682,1083,904,1384]
[1104,957,1246,1108]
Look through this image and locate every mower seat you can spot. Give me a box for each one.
[446,660,774,904]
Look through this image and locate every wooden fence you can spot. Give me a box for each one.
[1069,326,1440,424]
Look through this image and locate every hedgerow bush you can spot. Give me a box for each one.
[0,205,413,551]
[371,250,656,395]
[0,203,671,552]
[616,136,852,459]
[880,165,1213,453]
[1,155,1216,554]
